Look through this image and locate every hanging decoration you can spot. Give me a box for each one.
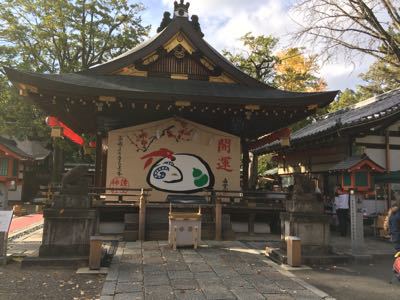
[45,116,84,146]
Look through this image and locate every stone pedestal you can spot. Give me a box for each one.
[280,212,331,253]
[39,206,97,257]
[281,192,330,254]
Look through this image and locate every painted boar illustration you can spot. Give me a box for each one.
[141,149,214,193]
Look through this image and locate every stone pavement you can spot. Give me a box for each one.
[9,213,43,234]
[100,241,331,300]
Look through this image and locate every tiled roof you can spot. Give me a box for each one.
[0,136,32,159]
[255,88,400,153]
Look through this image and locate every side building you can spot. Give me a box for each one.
[255,89,400,214]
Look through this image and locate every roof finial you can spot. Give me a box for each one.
[174,0,190,18]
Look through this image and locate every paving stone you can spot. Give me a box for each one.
[287,289,321,300]
[143,264,167,275]
[118,269,143,282]
[174,289,206,300]
[116,282,143,293]
[188,263,213,273]
[125,241,142,249]
[100,296,114,300]
[264,294,294,300]
[212,266,238,278]
[221,276,253,289]
[254,282,287,294]
[145,285,175,300]
[144,256,165,264]
[171,278,199,290]
[275,280,306,291]
[230,288,265,300]
[193,272,219,281]
[114,292,144,300]
[166,262,189,271]
[168,270,194,280]
[201,284,236,300]
[101,281,116,296]
[144,274,170,286]
[106,268,119,281]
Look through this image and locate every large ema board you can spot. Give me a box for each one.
[106,118,240,201]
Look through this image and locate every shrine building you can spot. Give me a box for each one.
[5,1,338,239]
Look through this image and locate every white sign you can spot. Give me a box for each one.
[146,153,214,193]
[0,211,13,232]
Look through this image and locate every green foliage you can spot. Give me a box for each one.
[0,0,149,161]
[357,59,400,98]
[223,33,279,84]
[328,88,362,112]
[257,154,276,176]
[0,0,150,73]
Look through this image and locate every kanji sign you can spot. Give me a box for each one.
[218,138,231,153]
[216,156,233,172]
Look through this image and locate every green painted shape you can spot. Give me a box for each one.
[193,168,202,178]
[194,174,209,187]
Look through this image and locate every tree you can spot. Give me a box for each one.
[357,58,400,97]
[274,47,327,92]
[223,33,279,84]
[328,88,362,112]
[292,0,400,68]
[0,0,150,73]
[0,0,149,144]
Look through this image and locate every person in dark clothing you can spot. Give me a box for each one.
[335,187,349,236]
[388,206,400,251]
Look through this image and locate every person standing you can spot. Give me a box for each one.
[335,187,349,237]
[388,205,400,251]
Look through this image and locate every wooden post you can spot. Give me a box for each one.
[138,189,146,241]
[385,130,392,209]
[248,213,255,235]
[242,142,250,190]
[95,133,103,187]
[89,237,102,270]
[215,197,222,240]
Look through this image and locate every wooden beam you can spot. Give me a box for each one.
[138,189,146,241]
[215,198,222,241]
[94,133,103,187]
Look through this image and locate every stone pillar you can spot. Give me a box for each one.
[39,166,97,257]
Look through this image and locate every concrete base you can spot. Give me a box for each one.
[0,256,7,265]
[76,267,109,274]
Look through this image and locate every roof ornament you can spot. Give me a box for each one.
[174,0,190,18]
[191,15,204,37]
[157,11,172,33]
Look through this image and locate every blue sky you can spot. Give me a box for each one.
[139,0,372,92]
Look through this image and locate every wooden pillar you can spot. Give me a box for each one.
[89,237,102,270]
[101,139,108,187]
[138,189,146,241]
[215,198,222,240]
[248,213,255,235]
[51,140,62,184]
[385,130,392,209]
[94,133,103,187]
[242,142,250,190]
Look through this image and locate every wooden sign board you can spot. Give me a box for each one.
[0,211,13,233]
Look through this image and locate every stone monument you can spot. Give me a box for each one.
[280,175,330,255]
[39,166,97,257]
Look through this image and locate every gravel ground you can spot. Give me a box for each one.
[0,261,105,300]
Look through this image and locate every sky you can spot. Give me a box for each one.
[140,0,374,92]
